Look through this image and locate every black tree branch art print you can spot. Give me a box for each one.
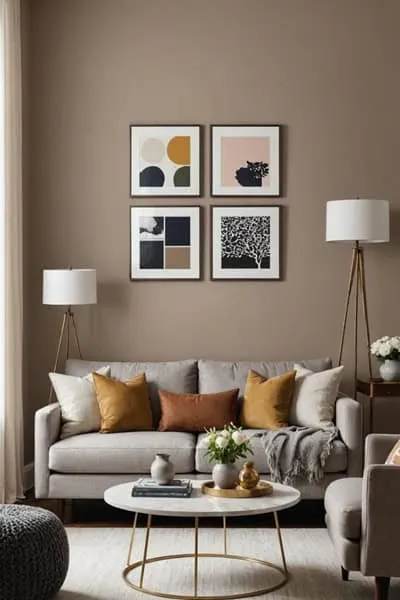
[221,216,271,269]
[235,161,269,187]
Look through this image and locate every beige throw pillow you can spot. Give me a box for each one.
[289,364,344,430]
[49,366,111,439]
[385,440,400,465]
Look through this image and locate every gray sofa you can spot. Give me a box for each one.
[35,357,362,501]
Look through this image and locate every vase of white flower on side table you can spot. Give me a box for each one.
[204,423,253,489]
[371,335,400,381]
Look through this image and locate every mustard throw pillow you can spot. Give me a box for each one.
[92,372,153,433]
[241,369,296,429]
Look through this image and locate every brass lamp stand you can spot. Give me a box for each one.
[337,241,372,388]
[326,198,390,394]
[48,306,83,404]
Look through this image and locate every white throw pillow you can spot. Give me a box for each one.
[49,366,111,439]
[289,364,344,430]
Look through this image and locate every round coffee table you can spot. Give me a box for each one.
[104,480,300,600]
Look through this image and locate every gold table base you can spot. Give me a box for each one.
[122,511,289,599]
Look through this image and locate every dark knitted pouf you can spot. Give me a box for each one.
[0,504,69,600]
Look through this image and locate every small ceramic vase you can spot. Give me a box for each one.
[379,360,400,382]
[150,453,175,484]
[212,463,238,489]
[238,461,260,490]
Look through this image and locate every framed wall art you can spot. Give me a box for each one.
[130,206,201,280]
[211,125,281,197]
[130,125,201,197]
[211,205,281,280]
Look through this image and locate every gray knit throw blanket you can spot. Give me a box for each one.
[258,426,339,485]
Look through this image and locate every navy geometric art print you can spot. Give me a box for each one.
[130,206,200,280]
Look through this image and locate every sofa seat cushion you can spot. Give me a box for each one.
[324,477,362,540]
[196,430,347,474]
[49,431,196,474]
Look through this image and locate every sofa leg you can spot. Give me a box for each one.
[61,500,73,525]
[57,500,65,521]
[375,577,390,600]
[341,566,349,581]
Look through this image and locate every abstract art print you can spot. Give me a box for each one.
[130,206,200,279]
[211,125,281,196]
[130,125,201,196]
[211,206,280,280]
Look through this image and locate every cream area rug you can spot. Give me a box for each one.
[56,527,399,599]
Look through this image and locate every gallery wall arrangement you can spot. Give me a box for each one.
[129,124,282,281]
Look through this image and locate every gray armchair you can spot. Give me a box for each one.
[325,433,400,600]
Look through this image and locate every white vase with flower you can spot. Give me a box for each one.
[370,336,400,381]
[204,423,253,489]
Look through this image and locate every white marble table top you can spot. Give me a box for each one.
[104,480,301,518]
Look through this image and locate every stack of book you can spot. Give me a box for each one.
[131,478,193,498]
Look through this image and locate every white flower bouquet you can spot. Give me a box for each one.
[204,423,253,464]
[370,336,400,362]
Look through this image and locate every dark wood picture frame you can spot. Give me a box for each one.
[210,205,282,281]
[130,124,202,198]
[210,124,281,197]
[129,205,202,281]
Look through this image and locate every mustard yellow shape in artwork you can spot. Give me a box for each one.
[167,136,191,165]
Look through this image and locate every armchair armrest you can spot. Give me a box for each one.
[361,464,400,576]
[34,403,61,498]
[364,433,399,468]
[335,394,362,476]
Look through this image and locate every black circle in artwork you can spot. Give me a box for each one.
[140,166,165,187]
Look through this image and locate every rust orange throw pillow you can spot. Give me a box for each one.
[241,369,296,429]
[92,372,153,433]
[158,389,239,432]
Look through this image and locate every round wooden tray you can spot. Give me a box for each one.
[201,480,273,498]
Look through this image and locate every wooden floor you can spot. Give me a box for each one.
[22,491,326,528]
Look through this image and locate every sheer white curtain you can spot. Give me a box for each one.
[0,0,24,504]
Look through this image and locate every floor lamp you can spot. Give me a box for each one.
[43,268,97,403]
[326,199,390,389]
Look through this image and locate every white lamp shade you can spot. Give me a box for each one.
[326,199,390,243]
[43,269,97,305]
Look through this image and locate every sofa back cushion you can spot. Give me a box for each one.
[198,358,332,412]
[65,359,197,427]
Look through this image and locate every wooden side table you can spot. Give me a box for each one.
[356,379,400,434]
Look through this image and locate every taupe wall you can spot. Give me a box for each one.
[24,0,400,462]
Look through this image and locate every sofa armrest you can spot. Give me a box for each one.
[361,464,400,576]
[335,395,362,476]
[34,403,61,498]
[364,433,399,468]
